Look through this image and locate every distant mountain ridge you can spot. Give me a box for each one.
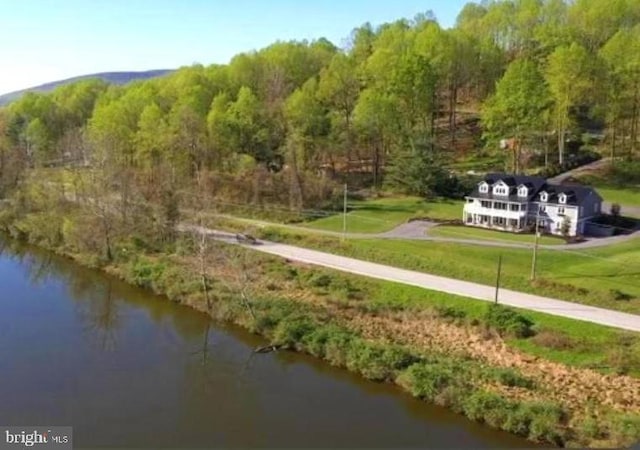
[0,69,173,106]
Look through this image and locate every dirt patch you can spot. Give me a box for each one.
[339,309,640,415]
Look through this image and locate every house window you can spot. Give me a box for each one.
[540,193,548,202]
[518,187,528,197]
[467,198,474,203]
[509,204,520,211]
[539,205,546,213]
[479,183,489,193]
[559,194,566,204]
[558,206,565,215]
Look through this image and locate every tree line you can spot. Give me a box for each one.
[2,0,640,211]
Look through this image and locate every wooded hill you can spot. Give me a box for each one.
[0,70,173,106]
[2,0,640,211]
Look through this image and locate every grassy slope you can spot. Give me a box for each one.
[365,277,639,375]
[251,222,640,315]
[345,238,640,313]
[573,170,640,209]
[304,196,463,233]
[429,225,565,245]
[596,186,640,208]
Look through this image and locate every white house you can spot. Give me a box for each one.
[463,173,603,237]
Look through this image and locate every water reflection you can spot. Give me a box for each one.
[0,235,535,448]
[74,281,122,351]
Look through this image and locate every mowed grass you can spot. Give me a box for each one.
[596,186,640,209]
[304,196,463,234]
[344,238,640,313]
[254,223,640,314]
[428,225,566,245]
[574,171,640,209]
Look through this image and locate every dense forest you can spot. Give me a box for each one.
[2,0,640,223]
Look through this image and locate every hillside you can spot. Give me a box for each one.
[0,69,173,106]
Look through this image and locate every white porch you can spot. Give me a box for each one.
[463,212,529,232]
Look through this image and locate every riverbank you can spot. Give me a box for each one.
[1,220,639,448]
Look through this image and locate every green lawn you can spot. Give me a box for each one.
[304,196,463,234]
[574,172,640,209]
[252,222,640,314]
[429,225,566,245]
[595,186,640,209]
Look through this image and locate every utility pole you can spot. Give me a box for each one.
[494,254,503,304]
[342,183,348,242]
[530,209,540,281]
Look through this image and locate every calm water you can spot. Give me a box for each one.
[0,238,534,448]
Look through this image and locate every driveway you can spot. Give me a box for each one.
[211,214,639,250]
[181,224,640,333]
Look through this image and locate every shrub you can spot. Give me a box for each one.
[606,346,640,375]
[323,328,356,368]
[308,273,332,288]
[606,413,640,445]
[330,278,363,300]
[127,258,166,290]
[462,391,512,428]
[434,385,472,412]
[531,330,576,350]
[272,316,317,348]
[484,304,535,338]
[435,305,467,320]
[523,402,567,445]
[397,361,460,401]
[345,341,420,381]
[610,289,633,301]
[491,367,536,389]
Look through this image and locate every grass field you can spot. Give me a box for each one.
[574,170,640,209]
[428,225,566,245]
[251,222,640,315]
[350,238,640,312]
[303,196,463,234]
[595,186,640,209]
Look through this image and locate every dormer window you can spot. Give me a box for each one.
[517,186,528,197]
[540,192,548,202]
[479,182,489,194]
[493,181,509,196]
[559,193,567,204]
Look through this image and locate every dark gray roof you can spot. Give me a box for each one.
[467,173,601,206]
[469,173,546,202]
[536,184,602,206]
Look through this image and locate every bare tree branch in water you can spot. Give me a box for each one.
[27,253,53,286]
[76,281,122,351]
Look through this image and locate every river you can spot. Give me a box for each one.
[0,237,535,448]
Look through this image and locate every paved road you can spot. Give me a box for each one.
[547,158,612,184]
[182,225,640,333]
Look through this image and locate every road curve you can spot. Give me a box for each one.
[182,225,640,333]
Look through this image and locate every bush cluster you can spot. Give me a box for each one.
[484,304,535,338]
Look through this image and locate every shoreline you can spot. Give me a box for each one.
[2,227,639,448]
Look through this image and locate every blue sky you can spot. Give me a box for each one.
[0,0,470,94]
